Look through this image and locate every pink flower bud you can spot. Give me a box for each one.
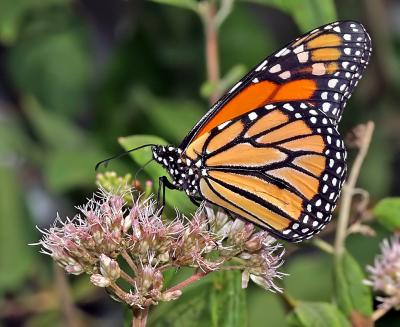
[91,223,104,245]
[99,254,120,281]
[65,263,85,275]
[244,232,267,252]
[86,211,100,225]
[241,270,250,289]
[110,196,124,211]
[90,274,111,287]
[161,290,182,301]
[228,219,254,245]
[123,214,133,233]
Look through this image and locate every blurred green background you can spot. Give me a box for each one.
[1,0,400,326]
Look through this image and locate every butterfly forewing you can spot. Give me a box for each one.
[180,21,371,150]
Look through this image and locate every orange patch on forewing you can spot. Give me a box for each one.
[207,121,244,153]
[267,167,319,200]
[245,110,289,138]
[206,143,286,167]
[293,154,326,176]
[272,79,317,102]
[256,120,312,144]
[311,48,341,61]
[307,34,342,49]
[195,81,278,139]
[209,170,303,219]
[185,132,209,160]
[203,179,291,230]
[280,135,325,153]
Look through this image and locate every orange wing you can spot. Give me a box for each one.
[180,21,371,149]
[187,102,346,242]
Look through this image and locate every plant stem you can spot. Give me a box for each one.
[200,0,221,104]
[122,249,139,275]
[166,270,209,293]
[120,270,137,286]
[334,121,375,258]
[54,263,81,327]
[132,307,149,327]
[309,238,334,254]
[372,305,391,322]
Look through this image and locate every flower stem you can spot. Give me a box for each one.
[166,270,209,293]
[132,307,149,327]
[309,238,334,254]
[54,263,81,327]
[372,305,391,322]
[334,121,375,258]
[120,270,137,287]
[122,249,139,275]
[199,0,220,104]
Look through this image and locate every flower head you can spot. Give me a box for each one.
[365,234,400,310]
[37,184,286,309]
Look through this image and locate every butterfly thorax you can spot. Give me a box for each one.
[152,145,201,196]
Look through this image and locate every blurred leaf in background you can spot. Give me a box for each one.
[246,0,337,32]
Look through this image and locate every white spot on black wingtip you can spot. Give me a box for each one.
[269,64,281,73]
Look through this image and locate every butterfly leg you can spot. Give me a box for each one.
[189,196,202,207]
[157,176,176,211]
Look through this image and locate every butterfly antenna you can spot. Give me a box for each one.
[95,143,157,171]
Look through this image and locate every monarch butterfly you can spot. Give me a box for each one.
[98,21,371,243]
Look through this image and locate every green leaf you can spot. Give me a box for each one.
[7,7,90,115]
[149,0,198,12]
[0,166,36,292]
[44,149,101,192]
[0,0,66,45]
[246,0,337,33]
[150,270,246,327]
[209,271,247,327]
[373,197,400,231]
[118,135,195,213]
[129,88,204,144]
[285,253,333,302]
[23,97,83,148]
[23,97,117,192]
[220,7,276,72]
[334,252,373,318]
[0,112,40,163]
[287,302,351,327]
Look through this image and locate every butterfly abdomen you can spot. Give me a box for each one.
[152,145,202,196]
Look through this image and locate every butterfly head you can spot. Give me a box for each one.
[152,145,201,195]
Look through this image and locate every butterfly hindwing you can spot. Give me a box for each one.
[189,102,346,242]
[180,21,371,150]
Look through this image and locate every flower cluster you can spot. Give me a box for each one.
[364,234,400,310]
[38,187,285,308]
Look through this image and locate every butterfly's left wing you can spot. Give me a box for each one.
[188,101,346,242]
[180,20,371,151]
